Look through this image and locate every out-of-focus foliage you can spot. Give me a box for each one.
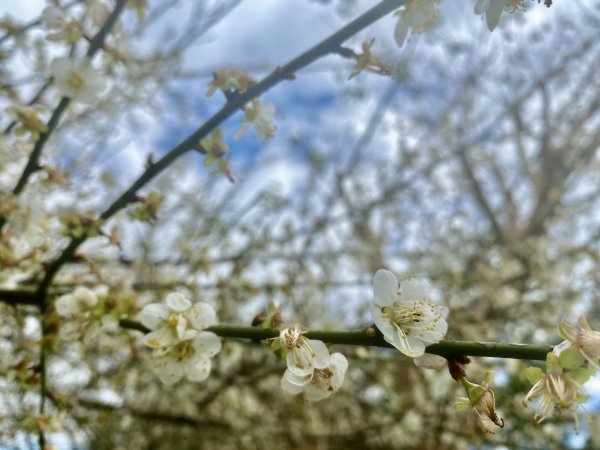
[1,0,600,449]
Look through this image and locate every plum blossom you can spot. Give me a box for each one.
[138,292,218,348]
[42,6,81,43]
[150,333,222,385]
[393,0,441,47]
[281,351,348,401]
[370,269,448,357]
[474,0,525,31]
[56,287,97,317]
[455,371,504,434]
[558,316,600,368]
[523,353,593,425]
[139,293,221,384]
[42,6,66,29]
[278,327,330,376]
[50,57,107,104]
[235,98,276,139]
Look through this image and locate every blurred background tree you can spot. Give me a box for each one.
[1,0,599,449]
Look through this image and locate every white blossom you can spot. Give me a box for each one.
[56,287,97,317]
[523,353,592,425]
[474,0,525,31]
[138,292,218,348]
[278,327,330,376]
[139,293,222,384]
[370,269,448,357]
[558,316,600,368]
[455,372,504,434]
[50,57,107,104]
[42,6,66,29]
[87,0,111,28]
[394,0,441,47]
[151,333,222,385]
[235,99,276,139]
[281,351,348,401]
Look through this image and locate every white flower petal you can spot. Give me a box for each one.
[399,278,430,302]
[187,302,218,329]
[186,356,212,382]
[304,383,330,401]
[414,353,446,369]
[369,303,395,338]
[153,355,184,385]
[281,373,306,395]
[138,303,168,330]
[486,0,504,31]
[144,327,176,348]
[195,332,222,357]
[166,292,192,312]
[286,351,315,377]
[373,269,398,305]
[394,20,409,47]
[308,339,330,369]
[283,369,311,387]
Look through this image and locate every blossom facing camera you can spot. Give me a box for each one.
[523,353,592,426]
[151,333,222,385]
[50,57,107,104]
[370,269,448,357]
[139,292,218,348]
[139,293,221,384]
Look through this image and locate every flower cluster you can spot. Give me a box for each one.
[370,269,448,358]
[138,293,222,385]
[55,286,119,342]
[276,327,348,401]
[523,317,599,425]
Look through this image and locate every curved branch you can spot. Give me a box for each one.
[119,319,553,361]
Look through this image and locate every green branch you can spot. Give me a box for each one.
[119,319,554,361]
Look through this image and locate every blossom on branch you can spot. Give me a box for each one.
[370,269,448,357]
[523,353,593,425]
[558,316,600,368]
[455,371,504,434]
[138,293,218,348]
[235,98,277,140]
[139,293,221,384]
[281,351,348,401]
[150,333,222,385]
[50,57,107,104]
[276,327,330,376]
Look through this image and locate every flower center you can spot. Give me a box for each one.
[383,303,424,326]
[68,70,85,91]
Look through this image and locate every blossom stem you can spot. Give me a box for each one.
[119,319,553,361]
